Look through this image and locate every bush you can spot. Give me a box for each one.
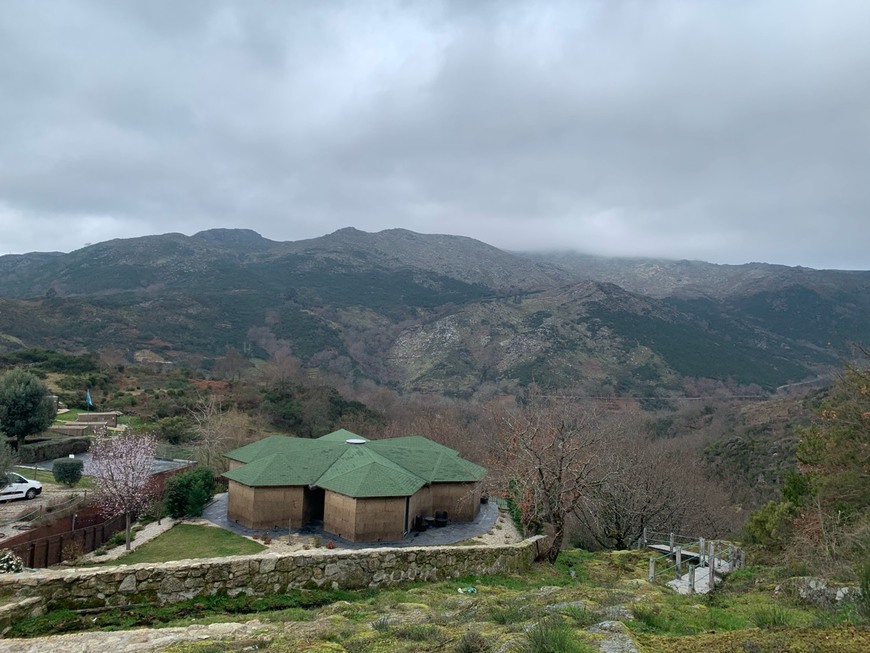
[18,438,90,464]
[0,550,24,573]
[61,540,84,562]
[164,467,215,519]
[523,616,591,653]
[153,416,194,445]
[744,501,796,549]
[751,605,791,629]
[858,561,870,620]
[52,458,84,487]
[456,630,490,653]
[106,530,132,548]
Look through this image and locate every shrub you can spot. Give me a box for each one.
[52,458,84,487]
[61,540,84,562]
[106,530,132,548]
[370,615,390,631]
[751,605,791,629]
[137,500,164,525]
[456,630,490,653]
[523,616,591,653]
[394,624,444,642]
[857,561,870,620]
[153,416,194,445]
[0,550,24,573]
[164,467,215,519]
[744,501,796,549]
[631,603,668,632]
[17,438,90,464]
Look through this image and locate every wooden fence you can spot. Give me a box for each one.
[7,512,127,568]
[0,464,193,568]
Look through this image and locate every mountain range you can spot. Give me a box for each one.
[2,227,868,399]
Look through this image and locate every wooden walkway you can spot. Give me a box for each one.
[642,529,744,595]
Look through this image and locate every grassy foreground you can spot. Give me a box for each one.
[10,549,869,651]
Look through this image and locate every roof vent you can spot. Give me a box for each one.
[346,438,366,445]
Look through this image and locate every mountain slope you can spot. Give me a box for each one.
[0,228,864,395]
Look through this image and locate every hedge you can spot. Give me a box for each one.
[18,438,90,464]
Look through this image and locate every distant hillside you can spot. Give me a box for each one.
[0,228,865,396]
[524,251,870,300]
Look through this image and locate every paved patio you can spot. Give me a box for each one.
[202,493,501,549]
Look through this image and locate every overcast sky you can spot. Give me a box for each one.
[1,1,868,269]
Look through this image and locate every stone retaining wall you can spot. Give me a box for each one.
[0,537,544,634]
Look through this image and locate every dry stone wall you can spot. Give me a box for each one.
[0,537,544,633]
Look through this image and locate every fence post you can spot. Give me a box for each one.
[675,546,682,579]
[699,537,705,565]
[648,557,656,582]
[642,526,647,549]
[738,548,745,570]
[709,542,717,591]
[669,532,675,554]
[688,565,696,593]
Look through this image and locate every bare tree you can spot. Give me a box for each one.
[0,442,17,481]
[213,346,250,381]
[190,394,258,473]
[487,392,624,562]
[88,430,158,550]
[573,433,733,550]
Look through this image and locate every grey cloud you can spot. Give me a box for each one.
[1,0,868,268]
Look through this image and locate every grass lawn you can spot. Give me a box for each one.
[108,523,266,565]
[13,466,95,490]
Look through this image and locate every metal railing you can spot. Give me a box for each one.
[641,527,745,593]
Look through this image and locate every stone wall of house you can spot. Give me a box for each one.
[0,537,544,634]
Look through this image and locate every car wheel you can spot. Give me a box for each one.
[25,489,37,500]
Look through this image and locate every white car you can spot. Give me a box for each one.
[1,472,43,501]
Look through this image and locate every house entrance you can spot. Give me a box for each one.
[304,487,325,523]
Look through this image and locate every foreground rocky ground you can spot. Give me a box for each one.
[2,544,868,653]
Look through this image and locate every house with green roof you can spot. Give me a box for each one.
[222,429,487,542]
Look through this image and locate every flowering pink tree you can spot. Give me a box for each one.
[87,430,158,550]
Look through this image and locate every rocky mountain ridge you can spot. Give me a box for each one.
[1,228,867,397]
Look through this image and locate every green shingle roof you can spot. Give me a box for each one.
[316,428,369,443]
[222,430,486,498]
[317,446,426,497]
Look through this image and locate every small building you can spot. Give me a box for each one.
[75,411,122,428]
[222,429,487,542]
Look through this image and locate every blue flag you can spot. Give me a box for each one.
[86,389,94,407]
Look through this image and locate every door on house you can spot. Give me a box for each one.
[304,486,325,523]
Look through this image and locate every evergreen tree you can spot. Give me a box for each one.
[0,368,57,448]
